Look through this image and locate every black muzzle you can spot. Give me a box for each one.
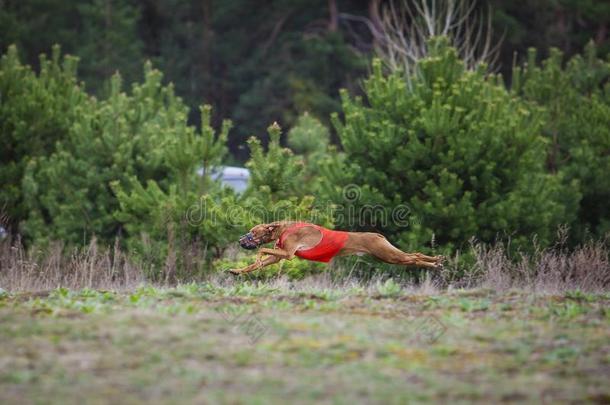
[239,232,259,250]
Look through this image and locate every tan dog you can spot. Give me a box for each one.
[229,221,443,274]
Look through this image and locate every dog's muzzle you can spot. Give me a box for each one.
[239,232,259,250]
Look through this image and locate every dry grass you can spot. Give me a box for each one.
[0,237,145,292]
[472,239,610,293]
[0,235,608,293]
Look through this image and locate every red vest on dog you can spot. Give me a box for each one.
[275,222,349,263]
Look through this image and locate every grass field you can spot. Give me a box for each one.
[1,282,609,404]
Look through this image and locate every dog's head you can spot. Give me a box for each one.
[239,223,282,250]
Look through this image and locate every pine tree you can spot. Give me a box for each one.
[287,112,333,182]
[75,0,144,95]
[288,113,329,155]
[320,37,575,253]
[511,43,610,238]
[22,62,188,244]
[0,45,89,231]
[112,101,236,269]
[245,122,305,201]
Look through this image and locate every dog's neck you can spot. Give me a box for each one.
[269,221,300,242]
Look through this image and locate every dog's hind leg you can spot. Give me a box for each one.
[356,233,442,268]
[376,251,439,268]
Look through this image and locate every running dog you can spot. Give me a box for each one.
[228,221,443,274]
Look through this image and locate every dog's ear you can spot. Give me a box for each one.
[266,221,281,231]
[266,222,283,239]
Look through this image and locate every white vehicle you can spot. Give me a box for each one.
[198,166,250,193]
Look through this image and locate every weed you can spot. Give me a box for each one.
[375,279,402,298]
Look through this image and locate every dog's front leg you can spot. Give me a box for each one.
[228,254,282,275]
[251,248,289,268]
[257,247,293,259]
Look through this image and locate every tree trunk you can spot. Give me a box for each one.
[368,0,383,37]
[328,0,338,32]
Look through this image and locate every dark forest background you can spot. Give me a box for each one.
[2,0,607,160]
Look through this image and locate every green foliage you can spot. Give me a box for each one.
[220,27,366,157]
[287,112,329,156]
[243,120,333,230]
[0,0,143,98]
[163,104,231,194]
[287,112,332,179]
[22,61,187,244]
[135,1,366,156]
[375,278,402,298]
[109,100,237,278]
[246,122,306,200]
[0,45,89,229]
[511,43,610,238]
[75,0,143,94]
[491,0,610,64]
[113,181,248,280]
[321,37,574,253]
